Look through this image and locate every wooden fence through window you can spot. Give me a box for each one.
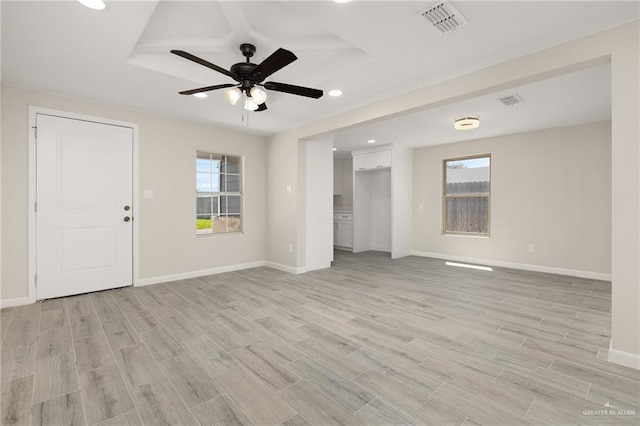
[445,182,490,234]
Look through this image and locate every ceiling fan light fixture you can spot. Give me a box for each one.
[250,87,267,104]
[454,116,479,130]
[77,0,106,10]
[172,43,323,116]
[224,87,242,106]
[244,98,259,111]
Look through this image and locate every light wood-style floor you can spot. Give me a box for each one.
[2,251,639,425]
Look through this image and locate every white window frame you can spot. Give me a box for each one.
[442,154,491,236]
[196,151,243,235]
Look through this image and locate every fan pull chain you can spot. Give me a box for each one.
[240,93,251,128]
[241,93,246,124]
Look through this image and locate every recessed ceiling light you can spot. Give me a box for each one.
[77,0,106,10]
[334,0,352,3]
[328,89,343,97]
[332,148,338,151]
[193,93,207,98]
[454,116,480,131]
[367,139,376,144]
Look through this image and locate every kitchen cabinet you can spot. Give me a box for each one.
[333,212,353,249]
[352,150,391,171]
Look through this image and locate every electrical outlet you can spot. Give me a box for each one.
[288,243,294,253]
[528,244,535,253]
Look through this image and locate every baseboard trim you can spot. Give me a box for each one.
[410,251,611,281]
[0,297,31,309]
[608,345,640,370]
[372,245,391,253]
[136,261,267,287]
[3,259,303,303]
[264,262,307,274]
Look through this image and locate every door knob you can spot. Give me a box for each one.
[124,216,131,222]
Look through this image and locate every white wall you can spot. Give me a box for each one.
[305,138,333,271]
[391,146,413,259]
[1,84,267,303]
[412,121,612,277]
[352,171,373,252]
[371,169,391,252]
[0,2,3,310]
[334,157,354,209]
[265,132,299,272]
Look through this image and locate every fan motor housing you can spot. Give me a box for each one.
[230,62,258,78]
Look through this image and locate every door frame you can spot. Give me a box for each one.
[28,106,140,303]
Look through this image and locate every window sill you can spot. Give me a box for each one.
[443,232,490,238]
[196,231,244,237]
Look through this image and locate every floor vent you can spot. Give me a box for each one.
[418,1,468,34]
[497,93,524,106]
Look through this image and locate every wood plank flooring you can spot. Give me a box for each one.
[2,251,639,425]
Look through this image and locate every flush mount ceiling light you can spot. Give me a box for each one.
[454,116,479,130]
[328,89,343,97]
[367,139,376,144]
[77,0,106,10]
[332,148,338,151]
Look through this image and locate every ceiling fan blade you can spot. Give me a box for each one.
[264,81,323,99]
[171,50,239,81]
[256,103,267,112]
[251,48,297,83]
[178,84,237,96]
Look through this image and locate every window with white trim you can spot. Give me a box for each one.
[443,155,491,235]
[196,152,242,234]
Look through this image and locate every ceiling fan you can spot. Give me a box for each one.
[171,43,323,112]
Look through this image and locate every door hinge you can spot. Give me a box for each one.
[33,126,38,139]
[34,275,38,287]
[34,201,37,213]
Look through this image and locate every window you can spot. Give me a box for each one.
[196,152,242,234]
[443,155,490,235]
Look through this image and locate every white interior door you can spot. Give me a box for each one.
[36,114,133,300]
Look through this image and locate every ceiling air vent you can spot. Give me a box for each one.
[418,1,468,34]
[497,94,524,106]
